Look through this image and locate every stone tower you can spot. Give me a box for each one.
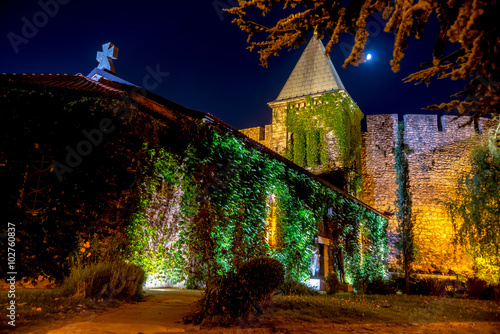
[241,36,361,179]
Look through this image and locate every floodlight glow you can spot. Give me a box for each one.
[308,278,321,290]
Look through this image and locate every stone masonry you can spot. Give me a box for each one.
[362,114,495,273]
[244,110,495,274]
[240,36,497,275]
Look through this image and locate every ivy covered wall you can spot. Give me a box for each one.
[128,123,388,286]
[273,91,364,196]
[1,79,388,286]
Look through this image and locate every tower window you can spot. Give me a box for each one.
[259,126,265,141]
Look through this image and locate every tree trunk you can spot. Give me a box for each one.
[405,261,410,294]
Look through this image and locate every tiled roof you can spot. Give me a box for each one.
[274,37,345,102]
[0,73,124,95]
[0,73,205,121]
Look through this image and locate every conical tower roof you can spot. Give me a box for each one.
[273,37,345,102]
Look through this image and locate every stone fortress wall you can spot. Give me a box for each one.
[363,114,495,274]
[243,112,495,275]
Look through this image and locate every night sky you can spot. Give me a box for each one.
[0,1,466,130]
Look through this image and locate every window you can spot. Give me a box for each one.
[266,194,278,247]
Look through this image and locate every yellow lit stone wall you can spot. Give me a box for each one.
[240,101,290,155]
[239,126,272,150]
[363,114,496,274]
[404,115,494,274]
[241,104,497,275]
[361,114,399,264]
[408,138,477,275]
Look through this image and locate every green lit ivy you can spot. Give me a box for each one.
[285,92,364,195]
[127,145,198,284]
[125,111,386,287]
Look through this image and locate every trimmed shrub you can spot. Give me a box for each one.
[394,276,450,296]
[61,260,144,300]
[188,257,285,325]
[239,257,285,301]
[393,276,466,296]
[393,275,432,295]
[365,278,397,295]
[353,277,368,294]
[492,285,500,301]
[325,272,341,294]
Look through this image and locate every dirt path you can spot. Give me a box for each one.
[14,288,203,334]
[12,289,500,334]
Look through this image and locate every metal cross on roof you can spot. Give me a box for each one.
[96,42,119,74]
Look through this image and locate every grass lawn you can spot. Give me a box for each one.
[272,293,500,325]
[0,288,123,331]
[2,289,499,332]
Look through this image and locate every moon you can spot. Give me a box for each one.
[366,54,372,61]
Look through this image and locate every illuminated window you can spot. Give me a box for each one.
[266,194,278,247]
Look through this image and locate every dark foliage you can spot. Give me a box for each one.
[238,257,285,300]
[443,278,466,298]
[466,277,497,300]
[0,84,191,282]
[365,278,398,295]
[393,275,466,297]
[325,272,341,294]
[60,260,144,300]
[187,257,285,326]
[184,274,200,290]
[417,277,448,297]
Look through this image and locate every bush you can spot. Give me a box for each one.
[466,277,494,300]
[492,285,500,301]
[238,257,285,301]
[393,276,463,296]
[61,260,144,300]
[353,277,368,294]
[444,278,466,298]
[188,257,285,325]
[365,278,398,295]
[278,279,319,296]
[417,277,447,296]
[184,274,200,290]
[325,273,341,294]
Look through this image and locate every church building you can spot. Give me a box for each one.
[0,42,388,289]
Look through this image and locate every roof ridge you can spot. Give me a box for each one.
[80,73,124,94]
